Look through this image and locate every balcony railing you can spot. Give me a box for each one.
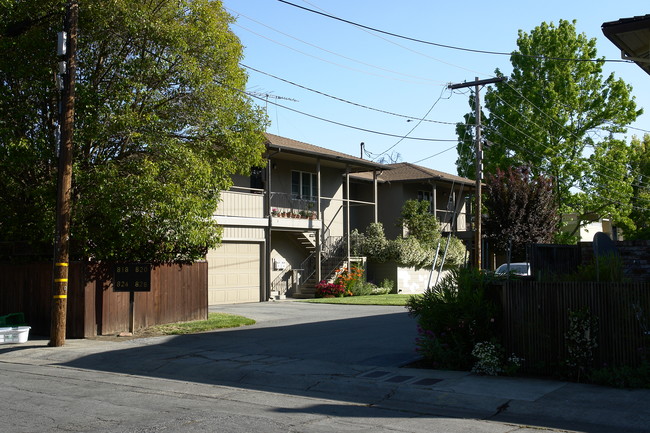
[216,188,265,218]
[436,209,469,232]
[270,192,316,218]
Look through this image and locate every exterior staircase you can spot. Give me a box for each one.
[294,235,347,299]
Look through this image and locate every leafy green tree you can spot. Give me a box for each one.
[0,0,267,263]
[398,199,441,247]
[483,166,559,260]
[624,134,650,240]
[456,20,641,233]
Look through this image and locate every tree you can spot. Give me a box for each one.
[398,199,442,248]
[483,166,559,260]
[623,134,650,240]
[0,0,267,263]
[456,20,641,234]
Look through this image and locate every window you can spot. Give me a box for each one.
[250,167,264,190]
[417,190,433,212]
[292,170,317,201]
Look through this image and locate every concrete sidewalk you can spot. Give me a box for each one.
[1,301,649,432]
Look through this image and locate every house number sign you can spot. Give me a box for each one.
[113,263,151,292]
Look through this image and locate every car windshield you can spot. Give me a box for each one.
[496,263,529,274]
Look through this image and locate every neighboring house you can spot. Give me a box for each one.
[350,162,476,244]
[602,15,650,76]
[562,214,623,243]
[208,133,388,304]
[349,162,476,292]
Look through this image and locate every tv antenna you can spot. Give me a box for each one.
[248,91,298,113]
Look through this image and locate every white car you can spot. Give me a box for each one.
[495,262,531,276]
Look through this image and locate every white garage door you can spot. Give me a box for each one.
[207,242,261,305]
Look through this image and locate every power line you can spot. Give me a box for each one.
[231,21,434,85]
[294,0,487,78]
[491,82,650,188]
[484,126,650,212]
[371,86,452,160]
[244,90,457,142]
[413,143,458,164]
[242,63,460,125]
[226,6,442,85]
[277,0,633,64]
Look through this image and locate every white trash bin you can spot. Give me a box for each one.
[0,326,31,344]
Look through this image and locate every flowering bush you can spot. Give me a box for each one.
[335,265,365,294]
[471,341,503,375]
[414,326,457,368]
[407,267,501,370]
[565,306,598,381]
[471,341,524,376]
[314,280,347,298]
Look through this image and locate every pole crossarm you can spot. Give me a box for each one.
[448,77,506,90]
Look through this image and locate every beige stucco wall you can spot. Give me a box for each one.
[367,260,447,294]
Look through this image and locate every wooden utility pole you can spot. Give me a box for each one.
[50,0,78,347]
[448,77,505,269]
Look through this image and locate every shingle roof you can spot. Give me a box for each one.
[264,133,390,171]
[351,162,475,187]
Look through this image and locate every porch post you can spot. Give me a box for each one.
[373,169,378,223]
[265,157,272,301]
[452,185,465,232]
[432,182,437,218]
[346,165,350,266]
[316,158,322,283]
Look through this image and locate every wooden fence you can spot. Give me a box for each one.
[0,261,207,338]
[500,281,650,374]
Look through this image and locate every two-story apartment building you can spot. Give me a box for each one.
[208,133,388,304]
[208,134,476,304]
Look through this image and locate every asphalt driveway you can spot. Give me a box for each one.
[207,301,420,367]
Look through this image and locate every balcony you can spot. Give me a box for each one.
[214,189,321,230]
[436,209,470,232]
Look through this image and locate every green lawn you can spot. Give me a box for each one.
[300,294,415,306]
[143,312,256,336]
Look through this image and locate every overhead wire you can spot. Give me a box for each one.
[483,125,650,212]
[369,85,453,160]
[232,1,647,191]
[226,6,442,85]
[230,21,435,85]
[278,0,634,64]
[491,81,650,188]
[242,63,459,126]
[244,90,457,142]
[296,0,486,77]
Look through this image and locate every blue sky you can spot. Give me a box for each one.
[222,0,649,176]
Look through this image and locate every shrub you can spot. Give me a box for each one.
[589,362,650,388]
[471,341,504,375]
[335,265,365,294]
[352,220,466,270]
[380,278,394,291]
[470,341,524,376]
[406,267,501,370]
[314,281,347,298]
[565,306,599,381]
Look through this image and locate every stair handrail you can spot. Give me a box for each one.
[322,235,345,261]
[298,251,317,284]
[270,265,292,296]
